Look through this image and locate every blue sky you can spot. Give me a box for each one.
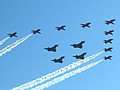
[0,0,120,90]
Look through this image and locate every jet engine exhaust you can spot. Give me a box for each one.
[31,59,103,90]
[0,34,32,56]
[0,37,10,45]
[11,51,104,90]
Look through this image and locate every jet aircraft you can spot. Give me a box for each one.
[44,44,58,52]
[104,47,113,52]
[51,56,65,63]
[104,30,114,35]
[8,32,17,37]
[81,22,91,28]
[31,29,41,34]
[71,41,85,49]
[105,19,116,25]
[104,39,113,44]
[73,52,87,59]
[104,56,112,60]
[55,25,66,31]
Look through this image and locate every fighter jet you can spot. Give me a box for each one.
[104,56,112,60]
[81,22,91,28]
[105,19,116,25]
[104,39,113,44]
[73,52,87,59]
[71,41,85,49]
[104,30,114,35]
[44,44,58,52]
[55,25,66,31]
[8,32,17,37]
[104,47,113,52]
[31,29,41,34]
[51,56,65,63]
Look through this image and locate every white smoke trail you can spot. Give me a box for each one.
[31,59,103,90]
[11,51,104,90]
[0,34,32,56]
[0,37,10,45]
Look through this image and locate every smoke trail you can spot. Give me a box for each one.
[11,51,104,90]
[31,59,103,90]
[0,37,10,45]
[0,34,32,56]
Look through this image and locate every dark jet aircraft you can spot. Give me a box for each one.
[104,47,113,52]
[81,22,91,28]
[104,30,114,35]
[44,44,58,52]
[31,29,41,34]
[51,56,65,63]
[55,25,66,31]
[104,39,113,44]
[105,19,116,25]
[104,56,112,60]
[71,41,85,49]
[8,32,17,37]
[73,52,87,59]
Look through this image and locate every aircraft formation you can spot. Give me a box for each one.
[0,19,115,63]
[0,19,116,90]
[103,19,115,60]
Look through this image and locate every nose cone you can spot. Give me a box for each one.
[55,44,59,47]
[44,48,48,50]
[51,60,54,61]
[82,41,85,43]
[73,55,77,57]
[71,44,75,46]
[84,52,87,55]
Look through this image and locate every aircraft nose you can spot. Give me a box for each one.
[44,48,47,50]
[56,44,59,46]
[73,56,76,57]
[62,56,65,58]
[82,41,85,43]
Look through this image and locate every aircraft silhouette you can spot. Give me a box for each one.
[8,32,17,37]
[104,39,113,44]
[104,47,113,52]
[55,25,66,31]
[44,44,58,52]
[31,29,41,34]
[81,22,91,28]
[51,56,65,63]
[71,41,85,49]
[104,30,114,35]
[73,52,87,59]
[105,19,116,25]
[104,56,112,60]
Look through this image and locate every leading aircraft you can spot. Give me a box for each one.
[104,30,114,35]
[81,22,91,28]
[104,47,113,52]
[31,29,41,34]
[104,56,112,60]
[8,32,17,37]
[51,56,65,63]
[71,41,85,49]
[73,52,87,59]
[55,25,66,31]
[104,39,113,44]
[105,19,116,25]
[44,44,58,52]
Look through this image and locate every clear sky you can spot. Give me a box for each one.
[0,0,120,90]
